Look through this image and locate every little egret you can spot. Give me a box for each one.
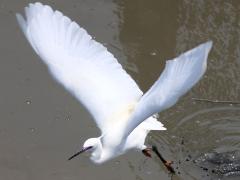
[16,2,212,167]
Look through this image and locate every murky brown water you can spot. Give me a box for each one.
[1,0,240,179]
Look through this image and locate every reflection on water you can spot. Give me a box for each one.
[195,150,240,178]
[1,0,240,180]
[168,106,240,179]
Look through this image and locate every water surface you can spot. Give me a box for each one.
[1,0,240,179]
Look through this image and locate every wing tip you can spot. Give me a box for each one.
[16,13,26,33]
[202,40,213,53]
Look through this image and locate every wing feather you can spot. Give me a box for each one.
[124,41,213,137]
[16,2,143,132]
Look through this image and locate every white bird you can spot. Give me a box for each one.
[16,2,212,166]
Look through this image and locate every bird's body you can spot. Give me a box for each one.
[80,102,165,163]
[16,2,212,164]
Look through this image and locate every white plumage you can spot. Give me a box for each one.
[16,2,212,164]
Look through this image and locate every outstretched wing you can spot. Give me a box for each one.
[16,2,143,132]
[124,41,213,137]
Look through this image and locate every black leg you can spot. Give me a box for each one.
[152,145,175,174]
[142,147,152,158]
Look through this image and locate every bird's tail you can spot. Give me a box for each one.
[140,116,166,131]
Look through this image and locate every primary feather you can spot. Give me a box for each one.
[16,2,143,132]
[124,41,213,137]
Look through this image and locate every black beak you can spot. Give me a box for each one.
[68,146,93,161]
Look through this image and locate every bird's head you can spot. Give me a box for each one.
[68,137,102,163]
